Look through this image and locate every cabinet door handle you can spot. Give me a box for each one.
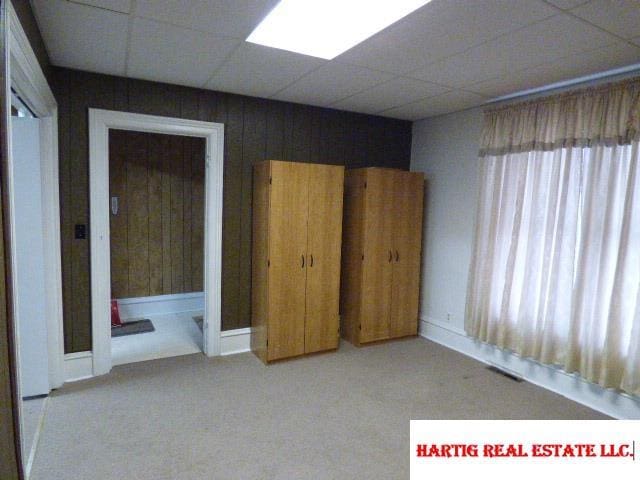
[301,254,305,268]
[395,250,399,262]
[310,254,314,267]
[388,250,392,262]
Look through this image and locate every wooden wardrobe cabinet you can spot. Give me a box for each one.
[340,168,424,345]
[251,160,345,363]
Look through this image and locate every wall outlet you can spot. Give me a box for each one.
[446,312,452,322]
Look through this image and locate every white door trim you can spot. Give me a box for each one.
[88,109,224,376]
[6,3,63,477]
[7,0,63,391]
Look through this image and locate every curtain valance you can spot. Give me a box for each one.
[479,77,640,157]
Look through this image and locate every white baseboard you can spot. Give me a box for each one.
[419,316,640,419]
[63,326,250,383]
[63,351,93,382]
[116,292,204,320]
[220,327,251,356]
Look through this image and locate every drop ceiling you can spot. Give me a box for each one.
[32,0,640,121]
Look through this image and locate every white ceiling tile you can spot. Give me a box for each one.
[549,39,640,77]
[206,43,325,98]
[272,63,394,107]
[570,0,640,39]
[381,90,487,120]
[30,0,640,119]
[128,18,241,88]
[31,0,129,75]
[409,14,617,87]
[333,33,427,77]
[544,0,590,8]
[336,0,558,74]
[69,0,132,14]
[134,0,280,39]
[330,77,450,114]
[467,40,640,98]
[466,69,557,99]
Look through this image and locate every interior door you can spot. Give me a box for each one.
[267,161,309,360]
[305,164,344,353]
[359,169,394,343]
[11,117,49,397]
[390,171,424,338]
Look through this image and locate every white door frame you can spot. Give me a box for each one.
[5,3,64,476]
[88,109,224,376]
[6,4,64,390]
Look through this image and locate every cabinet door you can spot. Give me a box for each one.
[390,171,424,338]
[305,164,344,353]
[267,162,309,360]
[359,169,394,342]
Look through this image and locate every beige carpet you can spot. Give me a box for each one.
[31,338,607,479]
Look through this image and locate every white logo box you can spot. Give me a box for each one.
[410,420,639,477]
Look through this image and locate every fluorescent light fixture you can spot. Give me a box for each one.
[247,0,432,60]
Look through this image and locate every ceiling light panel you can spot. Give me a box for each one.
[247,0,432,59]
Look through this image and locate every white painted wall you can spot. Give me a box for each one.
[410,107,640,418]
[411,106,483,331]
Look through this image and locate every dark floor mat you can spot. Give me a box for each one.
[111,319,155,337]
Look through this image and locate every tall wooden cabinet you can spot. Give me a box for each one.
[251,160,345,363]
[340,168,424,345]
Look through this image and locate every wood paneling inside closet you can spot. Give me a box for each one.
[109,129,205,299]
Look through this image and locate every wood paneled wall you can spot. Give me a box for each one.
[1,1,22,477]
[53,67,412,353]
[109,130,205,299]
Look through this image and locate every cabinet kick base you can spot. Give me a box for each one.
[256,347,339,365]
[342,333,419,348]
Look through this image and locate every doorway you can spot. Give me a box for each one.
[89,109,224,376]
[109,130,207,366]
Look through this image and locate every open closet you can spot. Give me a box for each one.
[108,129,206,366]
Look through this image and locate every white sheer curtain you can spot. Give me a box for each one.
[567,142,640,393]
[466,79,640,395]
